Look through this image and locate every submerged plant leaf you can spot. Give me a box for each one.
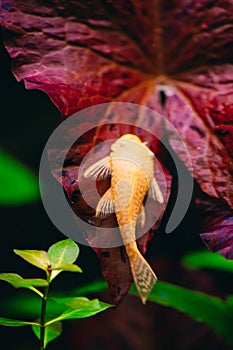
[1,1,233,302]
[0,317,39,327]
[46,297,112,324]
[48,239,79,266]
[2,278,233,345]
[0,1,232,204]
[59,280,233,345]
[183,250,233,272]
[0,149,39,206]
[14,249,51,272]
[51,296,96,309]
[74,280,108,296]
[47,239,80,280]
[1,296,41,318]
[53,263,82,273]
[130,282,233,345]
[0,273,48,289]
[32,321,62,346]
[196,194,233,259]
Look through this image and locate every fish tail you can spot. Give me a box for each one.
[125,243,158,304]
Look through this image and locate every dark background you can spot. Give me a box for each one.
[0,33,232,350]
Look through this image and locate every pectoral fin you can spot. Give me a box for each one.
[149,177,164,204]
[96,188,114,217]
[84,156,111,179]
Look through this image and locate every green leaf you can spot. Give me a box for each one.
[48,239,79,266]
[32,322,62,346]
[1,286,109,319]
[0,317,39,327]
[52,296,93,308]
[14,249,51,271]
[46,297,112,325]
[226,295,233,314]
[226,295,233,306]
[0,149,39,206]
[2,296,52,319]
[183,250,233,272]
[68,279,233,344]
[73,280,108,296]
[53,264,82,273]
[0,273,48,290]
[130,281,233,344]
[48,239,80,280]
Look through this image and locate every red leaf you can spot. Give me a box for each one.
[1,0,233,301]
[196,193,233,259]
[165,79,233,208]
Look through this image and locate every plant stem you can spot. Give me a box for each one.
[40,281,50,350]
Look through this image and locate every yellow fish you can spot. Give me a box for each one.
[84,134,163,303]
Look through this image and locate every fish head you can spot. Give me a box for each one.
[111,134,154,159]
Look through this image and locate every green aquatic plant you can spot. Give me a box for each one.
[0,239,112,349]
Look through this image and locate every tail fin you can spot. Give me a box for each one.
[126,243,157,304]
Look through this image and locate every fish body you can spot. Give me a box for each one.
[84,134,163,303]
